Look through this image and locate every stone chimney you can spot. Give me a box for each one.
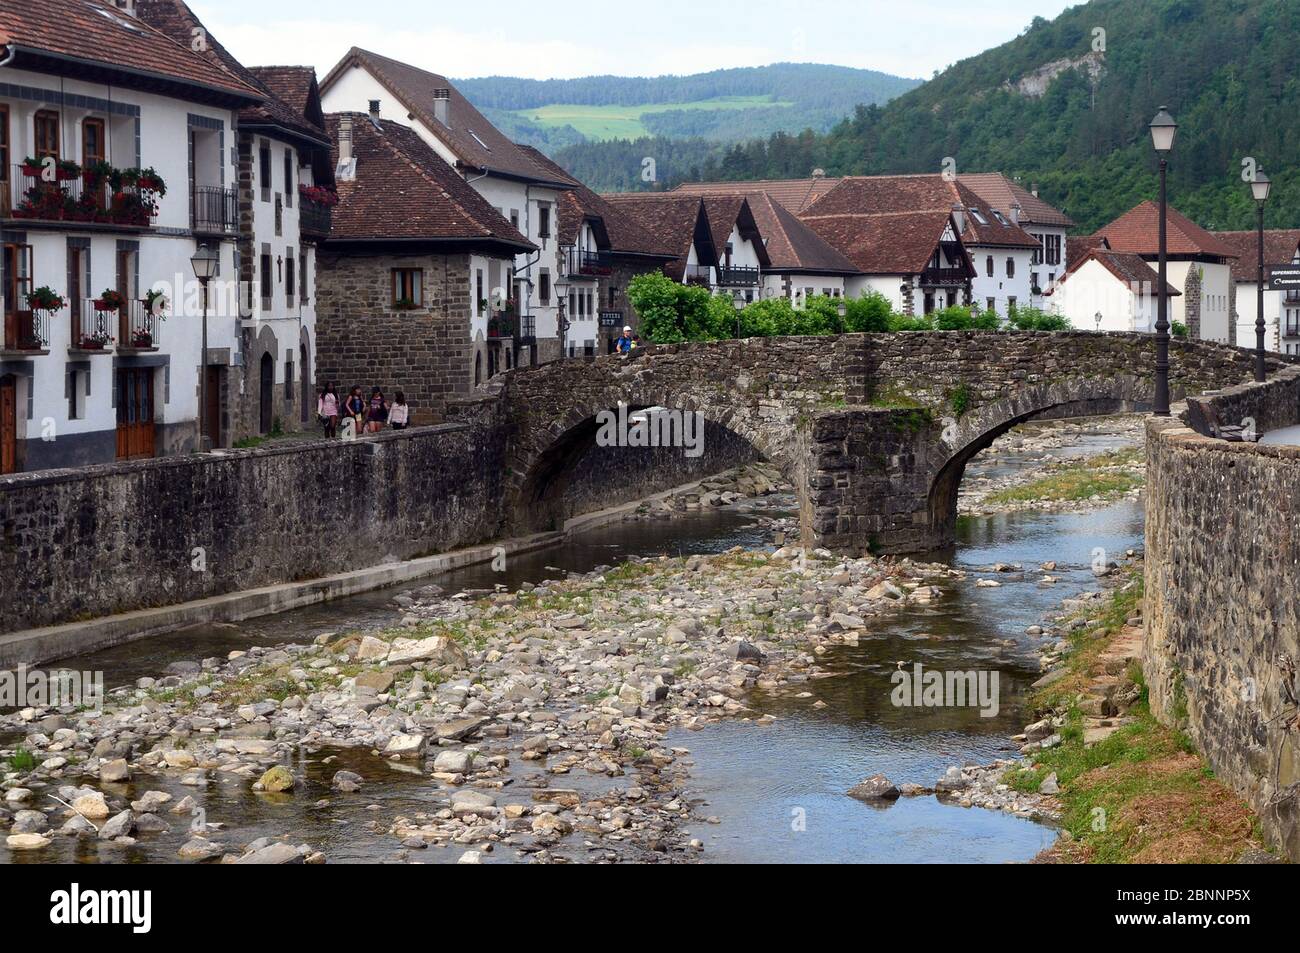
[951,204,966,234]
[336,116,356,181]
[1009,201,1022,225]
[432,88,451,127]
[1030,182,1040,198]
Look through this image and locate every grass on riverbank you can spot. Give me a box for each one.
[1004,567,1267,863]
[984,448,1143,506]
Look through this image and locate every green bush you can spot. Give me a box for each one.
[1007,306,1071,331]
[843,291,895,332]
[1171,321,1188,339]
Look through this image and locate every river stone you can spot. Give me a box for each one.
[134,813,171,834]
[450,790,496,813]
[354,670,395,693]
[178,837,224,861]
[236,842,303,865]
[6,833,51,851]
[387,635,468,667]
[457,850,483,864]
[433,749,473,774]
[71,791,110,819]
[162,749,196,769]
[724,640,764,662]
[99,810,135,840]
[865,580,904,600]
[436,717,487,741]
[257,766,296,793]
[532,813,572,835]
[59,814,98,836]
[332,770,363,792]
[847,774,901,801]
[11,809,49,834]
[1039,772,1061,795]
[356,636,389,661]
[384,733,426,759]
[98,758,131,783]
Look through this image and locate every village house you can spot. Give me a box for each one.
[959,173,1073,308]
[516,147,676,354]
[668,183,859,302]
[314,113,532,423]
[1082,201,1237,343]
[136,0,335,446]
[1046,244,1181,333]
[318,49,573,366]
[0,0,263,474]
[1211,229,1300,355]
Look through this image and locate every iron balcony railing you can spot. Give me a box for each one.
[6,164,159,227]
[3,304,50,352]
[72,299,116,350]
[920,266,969,286]
[567,248,612,277]
[119,299,160,351]
[716,264,760,287]
[191,185,238,235]
[299,196,332,238]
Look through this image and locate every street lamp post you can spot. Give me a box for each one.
[1251,169,1272,382]
[1149,107,1178,416]
[732,290,745,339]
[189,243,219,451]
[555,278,570,357]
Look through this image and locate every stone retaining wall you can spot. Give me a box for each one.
[0,424,508,635]
[1144,365,1300,861]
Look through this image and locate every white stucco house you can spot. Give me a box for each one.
[1,0,263,474]
[1085,201,1238,344]
[1046,246,1180,333]
[960,173,1073,308]
[319,48,574,366]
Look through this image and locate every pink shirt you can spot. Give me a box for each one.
[389,403,409,425]
[319,393,339,416]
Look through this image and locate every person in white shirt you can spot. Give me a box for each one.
[389,391,410,430]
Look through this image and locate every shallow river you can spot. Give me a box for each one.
[3,422,1144,864]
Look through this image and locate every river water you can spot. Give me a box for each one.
[3,421,1144,864]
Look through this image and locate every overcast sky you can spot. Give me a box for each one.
[192,0,1077,82]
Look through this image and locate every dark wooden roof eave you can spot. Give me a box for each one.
[6,45,263,109]
[322,235,535,256]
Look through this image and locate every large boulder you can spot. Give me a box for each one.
[847,773,901,801]
[256,766,296,793]
[386,635,469,667]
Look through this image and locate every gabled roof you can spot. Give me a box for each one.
[701,196,772,269]
[1067,234,1107,266]
[0,0,262,106]
[1210,229,1300,284]
[685,190,859,275]
[1054,247,1181,297]
[324,113,533,252]
[136,0,328,148]
[958,173,1074,229]
[603,193,714,280]
[673,177,841,213]
[801,209,960,275]
[515,147,676,260]
[320,48,570,188]
[1091,201,1239,260]
[804,174,1040,250]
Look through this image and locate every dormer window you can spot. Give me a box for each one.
[991,210,1010,226]
[469,130,490,151]
[969,208,989,226]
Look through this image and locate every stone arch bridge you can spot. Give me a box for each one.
[450,332,1284,554]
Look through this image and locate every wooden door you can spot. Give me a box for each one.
[115,368,155,459]
[0,374,16,474]
[33,110,59,161]
[204,365,223,448]
[116,249,134,343]
[259,353,274,434]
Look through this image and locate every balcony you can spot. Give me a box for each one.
[567,248,611,277]
[920,266,970,287]
[117,299,161,353]
[70,300,116,353]
[683,264,712,286]
[4,162,161,229]
[487,308,516,339]
[2,306,50,355]
[191,185,238,236]
[716,264,760,287]
[300,196,332,239]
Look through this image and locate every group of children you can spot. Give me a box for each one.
[316,384,409,439]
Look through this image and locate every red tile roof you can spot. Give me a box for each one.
[958,173,1074,228]
[805,174,1040,250]
[135,1,326,146]
[801,209,958,274]
[1210,229,1300,284]
[320,48,570,188]
[673,177,841,213]
[602,193,712,281]
[701,196,771,269]
[679,190,859,274]
[0,0,262,104]
[1090,201,1238,260]
[325,114,533,250]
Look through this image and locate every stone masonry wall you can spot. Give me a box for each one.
[0,424,508,635]
[315,250,473,424]
[1144,366,1300,861]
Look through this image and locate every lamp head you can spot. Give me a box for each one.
[1149,106,1177,155]
[1252,169,1272,204]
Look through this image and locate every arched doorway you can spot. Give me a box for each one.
[474,352,481,386]
[259,352,274,434]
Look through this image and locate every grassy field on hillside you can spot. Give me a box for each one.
[511,95,792,140]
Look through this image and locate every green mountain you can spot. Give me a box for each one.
[651,0,1300,232]
[455,63,920,159]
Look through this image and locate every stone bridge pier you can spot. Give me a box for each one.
[451,331,1284,555]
